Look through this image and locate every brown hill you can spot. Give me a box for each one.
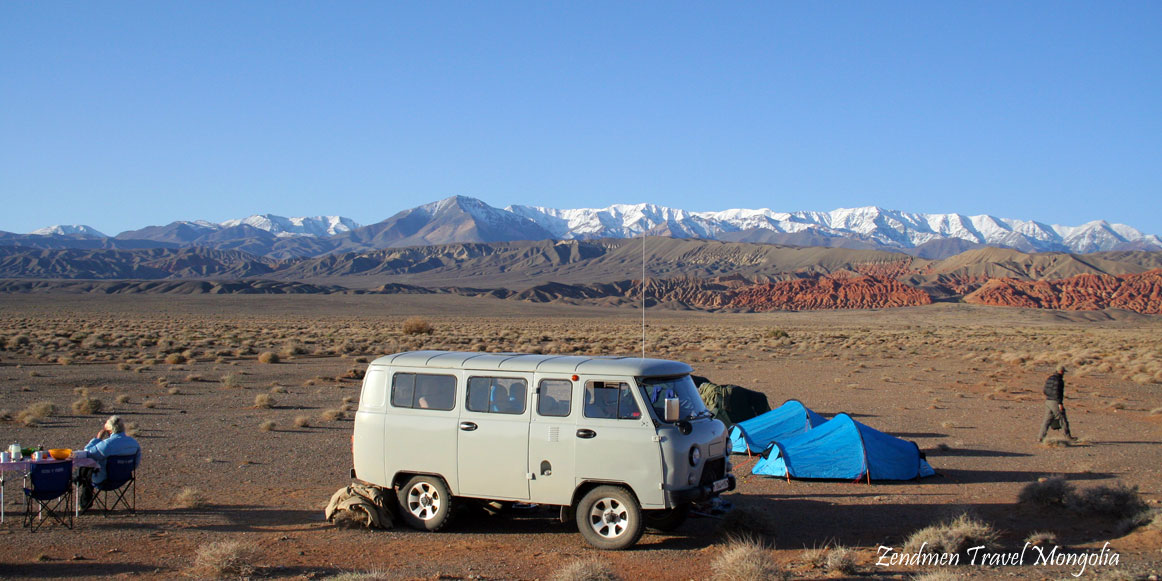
[964,269,1162,314]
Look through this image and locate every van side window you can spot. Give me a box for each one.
[583,381,641,420]
[391,372,456,411]
[537,379,572,417]
[467,377,527,414]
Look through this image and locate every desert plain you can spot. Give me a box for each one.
[1,293,1161,580]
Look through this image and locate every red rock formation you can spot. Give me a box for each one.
[964,269,1162,314]
[726,275,933,311]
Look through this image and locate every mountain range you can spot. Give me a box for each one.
[5,195,1161,260]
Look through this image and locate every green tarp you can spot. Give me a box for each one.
[696,378,771,427]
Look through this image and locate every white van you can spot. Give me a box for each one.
[352,350,735,549]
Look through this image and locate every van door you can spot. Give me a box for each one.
[384,370,460,491]
[573,378,665,508]
[456,375,531,500]
[528,377,578,505]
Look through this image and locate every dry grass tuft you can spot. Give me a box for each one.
[164,353,186,365]
[115,394,130,404]
[254,394,275,409]
[71,396,104,415]
[824,546,857,574]
[188,540,259,578]
[18,401,57,426]
[1066,482,1148,519]
[293,415,311,428]
[125,421,140,437]
[142,398,158,409]
[549,558,623,581]
[1018,476,1074,507]
[221,374,242,389]
[259,420,276,432]
[257,351,280,364]
[1024,531,1058,546]
[172,487,209,509]
[319,408,345,421]
[323,570,390,581]
[710,536,785,581]
[904,513,999,558]
[402,316,434,336]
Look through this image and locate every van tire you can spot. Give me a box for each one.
[644,505,690,532]
[397,475,452,531]
[575,485,643,550]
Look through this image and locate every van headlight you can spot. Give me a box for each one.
[689,446,701,466]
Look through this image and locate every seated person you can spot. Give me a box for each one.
[78,415,141,510]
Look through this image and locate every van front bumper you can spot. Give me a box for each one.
[666,474,736,505]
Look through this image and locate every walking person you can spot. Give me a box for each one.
[1038,366,1076,442]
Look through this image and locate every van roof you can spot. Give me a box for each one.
[370,350,693,377]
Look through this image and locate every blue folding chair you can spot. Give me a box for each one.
[90,454,137,516]
[23,460,74,532]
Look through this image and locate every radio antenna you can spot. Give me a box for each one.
[641,232,646,359]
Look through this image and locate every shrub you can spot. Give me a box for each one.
[1116,508,1161,535]
[825,546,857,574]
[189,540,258,578]
[1018,476,1074,507]
[1024,531,1058,546]
[257,351,280,364]
[1067,482,1148,519]
[710,536,784,581]
[115,394,130,404]
[221,374,242,388]
[18,401,56,425]
[168,387,181,395]
[259,420,276,432]
[323,571,390,581]
[71,396,104,415]
[125,422,140,437]
[402,317,434,336]
[164,353,186,365]
[172,487,209,509]
[904,514,999,558]
[550,558,623,581]
[319,408,344,421]
[254,394,275,409]
[142,398,158,409]
[293,415,311,428]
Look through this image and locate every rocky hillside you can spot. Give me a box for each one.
[2,239,1161,314]
[964,270,1162,314]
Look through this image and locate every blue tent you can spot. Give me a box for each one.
[751,413,936,481]
[729,399,826,454]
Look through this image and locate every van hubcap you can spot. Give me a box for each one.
[587,497,628,538]
[406,482,441,520]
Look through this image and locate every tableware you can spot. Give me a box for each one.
[72,450,88,459]
[0,451,10,463]
[48,448,72,460]
[7,443,20,461]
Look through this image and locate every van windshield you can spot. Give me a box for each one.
[638,375,710,422]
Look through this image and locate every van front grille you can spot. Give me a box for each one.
[700,458,725,485]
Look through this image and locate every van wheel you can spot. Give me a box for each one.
[575,485,643,550]
[397,475,452,531]
[644,505,690,532]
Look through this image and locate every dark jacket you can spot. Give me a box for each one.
[1043,373,1064,402]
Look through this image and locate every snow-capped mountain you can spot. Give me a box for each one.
[30,224,108,237]
[509,203,1162,254]
[219,214,359,238]
[16,197,1160,257]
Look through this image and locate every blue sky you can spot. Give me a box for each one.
[2,2,1160,236]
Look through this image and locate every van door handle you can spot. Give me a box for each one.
[459,422,478,431]
[576,429,596,439]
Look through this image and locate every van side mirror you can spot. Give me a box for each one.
[664,396,680,422]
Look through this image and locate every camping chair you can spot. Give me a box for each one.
[23,460,74,532]
[89,454,137,516]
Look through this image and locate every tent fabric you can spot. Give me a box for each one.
[751,413,935,481]
[729,399,826,454]
[697,381,771,426]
